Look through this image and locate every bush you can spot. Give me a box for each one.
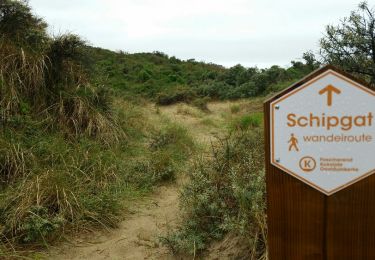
[149,124,195,161]
[121,123,196,188]
[0,0,49,52]
[230,104,241,114]
[191,97,210,112]
[231,113,264,130]
[131,151,176,185]
[19,206,64,244]
[162,128,266,259]
[51,87,123,144]
[156,87,196,106]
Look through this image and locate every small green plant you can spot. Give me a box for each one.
[230,104,241,114]
[149,124,194,159]
[191,97,210,112]
[199,118,217,127]
[19,206,65,244]
[232,113,263,130]
[149,150,176,182]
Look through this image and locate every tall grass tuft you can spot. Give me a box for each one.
[0,141,30,185]
[0,42,48,116]
[0,1,134,252]
[0,133,124,246]
[231,112,264,130]
[50,88,123,144]
[0,2,125,147]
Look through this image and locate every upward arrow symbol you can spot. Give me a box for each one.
[319,85,341,107]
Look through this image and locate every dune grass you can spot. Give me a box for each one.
[0,2,196,256]
[0,103,195,254]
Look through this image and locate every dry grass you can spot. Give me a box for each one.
[0,42,47,115]
[0,142,30,185]
[0,134,124,247]
[51,93,124,145]
[0,33,123,145]
[176,104,203,118]
[0,36,139,247]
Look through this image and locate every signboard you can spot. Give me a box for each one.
[265,65,375,259]
[270,68,375,195]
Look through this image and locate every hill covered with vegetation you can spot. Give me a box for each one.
[88,47,320,106]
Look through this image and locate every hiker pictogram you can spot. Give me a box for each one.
[288,133,299,152]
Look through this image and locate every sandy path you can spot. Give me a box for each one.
[48,183,180,260]
[48,100,259,260]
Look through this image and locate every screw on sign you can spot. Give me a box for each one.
[264,65,375,259]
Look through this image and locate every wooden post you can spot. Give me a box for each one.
[264,65,375,259]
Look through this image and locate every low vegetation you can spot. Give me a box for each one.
[231,113,264,130]
[0,1,194,256]
[89,49,320,106]
[162,126,266,259]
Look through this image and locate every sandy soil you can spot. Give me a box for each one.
[48,183,180,260]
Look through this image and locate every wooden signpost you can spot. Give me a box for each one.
[264,65,375,259]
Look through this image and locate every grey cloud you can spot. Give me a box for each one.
[29,0,374,68]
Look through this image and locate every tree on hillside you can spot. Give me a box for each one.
[0,0,48,50]
[320,2,375,87]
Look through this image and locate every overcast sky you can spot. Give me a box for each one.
[29,0,374,68]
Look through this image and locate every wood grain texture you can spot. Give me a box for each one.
[264,65,375,260]
[265,98,325,260]
[326,176,375,259]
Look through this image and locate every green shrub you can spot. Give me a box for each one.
[230,104,241,114]
[0,102,151,249]
[131,151,176,186]
[232,113,263,130]
[0,1,121,145]
[162,128,266,259]
[19,206,65,244]
[191,97,210,111]
[156,87,196,106]
[149,151,176,182]
[138,69,152,82]
[149,124,194,160]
